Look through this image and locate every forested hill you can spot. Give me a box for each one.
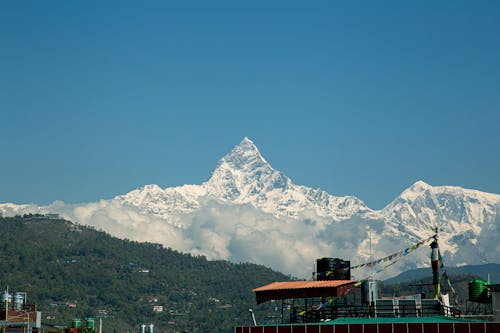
[0,215,290,333]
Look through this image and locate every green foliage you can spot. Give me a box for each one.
[0,216,289,333]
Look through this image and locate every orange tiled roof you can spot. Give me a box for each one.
[253,280,356,292]
[253,280,358,304]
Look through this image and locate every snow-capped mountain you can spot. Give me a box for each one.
[1,137,499,278]
[382,180,500,264]
[117,137,371,223]
[383,180,500,235]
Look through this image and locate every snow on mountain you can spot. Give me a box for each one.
[117,184,206,226]
[381,180,500,265]
[206,138,372,220]
[116,137,371,223]
[1,138,499,279]
[382,180,500,235]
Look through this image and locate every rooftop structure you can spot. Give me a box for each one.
[237,234,499,333]
[1,289,41,332]
[253,281,357,305]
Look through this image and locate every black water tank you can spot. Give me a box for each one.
[316,257,351,280]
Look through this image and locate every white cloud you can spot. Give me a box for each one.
[1,198,498,280]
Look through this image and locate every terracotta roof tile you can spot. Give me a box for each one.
[253,280,359,304]
[253,280,357,292]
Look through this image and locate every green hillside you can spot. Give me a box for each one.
[0,215,290,333]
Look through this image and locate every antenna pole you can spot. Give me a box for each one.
[369,230,373,278]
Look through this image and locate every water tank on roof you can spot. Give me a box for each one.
[72,318,81,328]
[1,292,12,303]
[14,293,24,310]
[361,280,380,304]
[86,317,95,328]
[468,279,491,303]
[316,257,351,280]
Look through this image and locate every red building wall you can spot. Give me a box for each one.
[235,322,500,333]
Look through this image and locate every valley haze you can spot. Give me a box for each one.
[1,137,499,279]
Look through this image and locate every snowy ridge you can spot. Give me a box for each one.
[381,180,500,266]
[117,184,206,221]
[1,138,499,278]
[116,137,370,222]
[383,180,500,234]
[204,138,370,219]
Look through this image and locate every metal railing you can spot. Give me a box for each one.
[288,301,460,323]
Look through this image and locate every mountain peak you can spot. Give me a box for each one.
[221,137,268,168]
[204,137,288,202]
[410,180,432,191]
[241,136,254,145]
[235,137,261,154]
[392,180,433,202]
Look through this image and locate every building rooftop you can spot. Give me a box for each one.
[253,280,357,304]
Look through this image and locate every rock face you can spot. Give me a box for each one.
[1,137,499,278]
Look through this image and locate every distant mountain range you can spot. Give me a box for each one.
[1,137,499,279]
[116,137,370,221]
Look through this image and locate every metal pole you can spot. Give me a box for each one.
[5,287,9,333]
[248,309,257,326]
[430,232,440,299]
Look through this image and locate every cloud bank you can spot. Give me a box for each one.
[1,199,443,279]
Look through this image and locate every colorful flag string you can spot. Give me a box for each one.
[316,235,435,278]
[350,234,435,270]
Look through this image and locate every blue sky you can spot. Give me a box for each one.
[1,1,499,209]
